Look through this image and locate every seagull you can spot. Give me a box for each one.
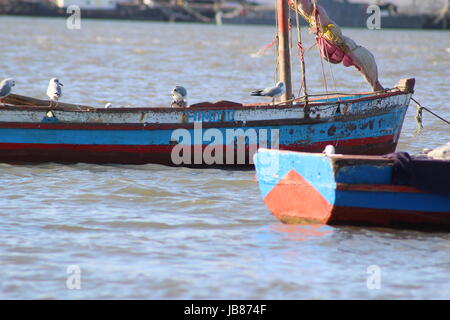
[0,78,15,104]
[46,78,63,108]
[251,81,285,103]
[104,103,112,108]
[171,86,188,108]
[323,145,336,155]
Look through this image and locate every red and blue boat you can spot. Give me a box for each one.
[254,148,450,231]
[0,83,414,166]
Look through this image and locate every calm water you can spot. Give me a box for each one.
[0,17,449,299]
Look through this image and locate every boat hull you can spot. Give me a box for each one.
[254,149,450,231]
[0,90,411,166]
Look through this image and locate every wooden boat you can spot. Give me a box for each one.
[0,0,415,166]
[0,83,414,166]
[254,148,450,231]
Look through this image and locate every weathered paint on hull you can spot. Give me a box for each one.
[0,90,411,166]
[254,149,450,231]
[0,136,395,165]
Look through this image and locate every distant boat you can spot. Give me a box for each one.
[254,149,450,231]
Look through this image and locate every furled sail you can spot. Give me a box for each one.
[289,0,384,92]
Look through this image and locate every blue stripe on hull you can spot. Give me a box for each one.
[335,190,450,213]
[0,106,407,146]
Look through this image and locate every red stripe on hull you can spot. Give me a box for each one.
[0,133,397,165]
[0,143,174,165]
[283,135,397,155]
[328,206,450,232]
[336,183,423,194]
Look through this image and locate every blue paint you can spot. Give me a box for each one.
[0,128,174,145]
[41,116,59,123]
[335,165,392,184]
[335,189,450,213]
[312,94,373,104]
[254,150,336,203]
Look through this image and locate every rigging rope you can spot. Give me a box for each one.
[274,6,279,85]
[294,0,308,105]
[289,9,294,97]
[327,55,338,94]
[252,38,277,57]
[415,102,424,135]
[310,0,329,97]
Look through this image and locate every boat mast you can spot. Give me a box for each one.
[276,0,293,102]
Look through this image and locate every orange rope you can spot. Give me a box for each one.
[253,38,277,57]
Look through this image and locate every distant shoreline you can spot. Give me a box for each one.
[0,1,448,30]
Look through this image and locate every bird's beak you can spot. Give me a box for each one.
[59,82,64,86]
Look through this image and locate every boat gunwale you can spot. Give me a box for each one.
[2,89,410,114]
[258,149,450,164]
[0,102,408,129]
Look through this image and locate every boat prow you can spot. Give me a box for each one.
[254,148,450,231]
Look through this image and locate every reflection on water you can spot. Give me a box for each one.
[0,17,449,299]
[269,224,334,242]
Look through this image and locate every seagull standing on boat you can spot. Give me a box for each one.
[0,78,15,104]
[105,103,112,108]
[46,78,63,108]
[323,145,336,155]
[171,86,188,108]
[251,82,285,104]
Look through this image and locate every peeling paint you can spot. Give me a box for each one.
[328,125,337,136]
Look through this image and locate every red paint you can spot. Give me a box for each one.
[336,183,423,194]
[0,143,172,153]
[277,0,289,34]
[269,224,334,241]
[264,169,333,224]
[0,133,397,165]
[328,206,450,231]
[282,134,397,155]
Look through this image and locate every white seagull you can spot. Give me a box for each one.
[0,78,15,104]
[104,103,112,108]
[46,78,63,107]
[171,86,188,108]
[251,81,285,103]
[323,145,336,156]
